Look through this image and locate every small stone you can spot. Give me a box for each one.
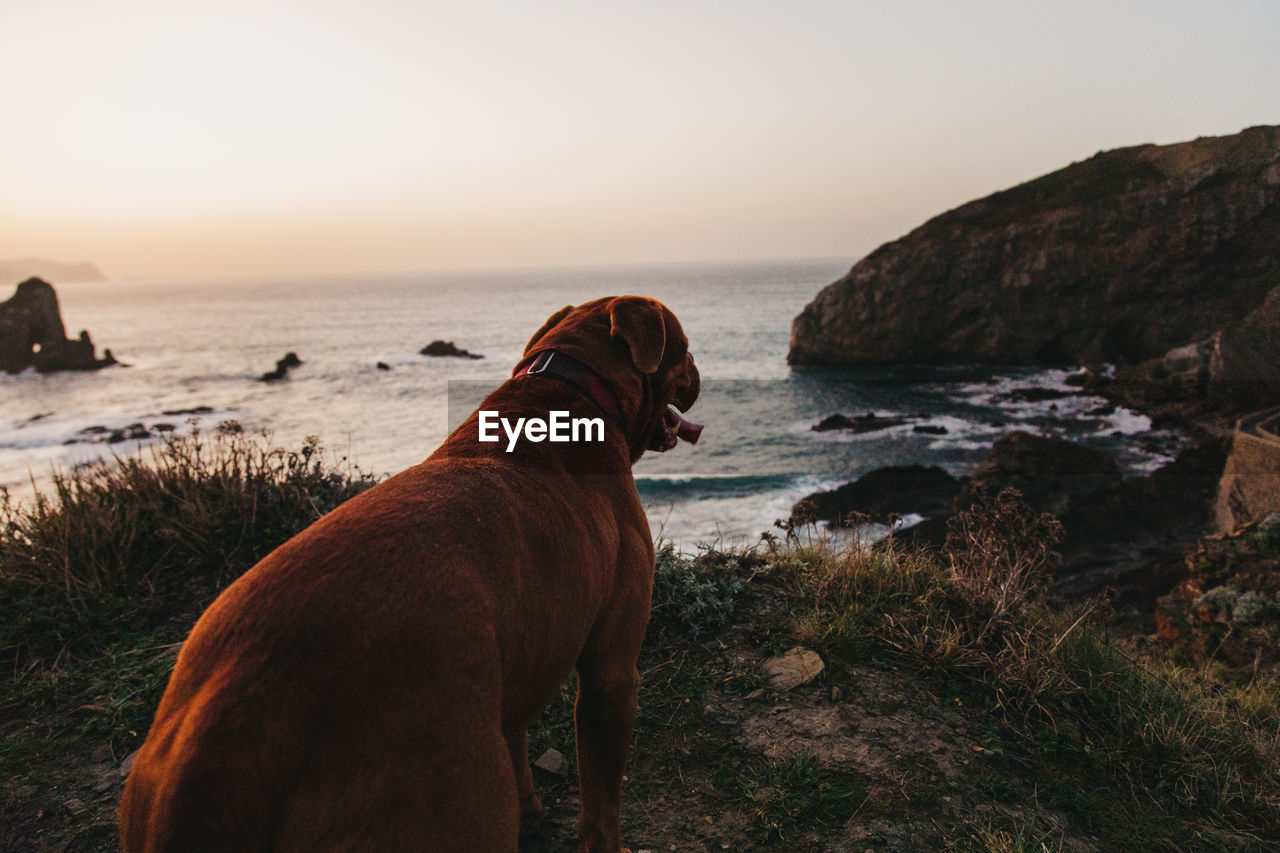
[761,646,825,691]
[534,748,569,777]
[121,749,140,774]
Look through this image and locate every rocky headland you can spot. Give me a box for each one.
[0,278,117,374]
[789,125,1280,627]
[0,258,106,285]
[789,124,1280,383]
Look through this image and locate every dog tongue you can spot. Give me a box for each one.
[664,404,703,445]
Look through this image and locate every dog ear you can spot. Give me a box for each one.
[609,297,666,375]
[524,305,574,355]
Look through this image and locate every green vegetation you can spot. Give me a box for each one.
[2,434,1277,850]
[733,749,863,842]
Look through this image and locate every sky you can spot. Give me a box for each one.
[1,0,1277,281]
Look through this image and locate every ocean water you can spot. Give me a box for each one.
[1,261,1182,549]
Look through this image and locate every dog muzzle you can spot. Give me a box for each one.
[656,404,703,452]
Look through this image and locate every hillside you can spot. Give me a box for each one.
[2,431,1277,851]
[789,125,1280,369]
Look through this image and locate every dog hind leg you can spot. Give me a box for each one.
[572,659,639,853]
[506,726,546,840]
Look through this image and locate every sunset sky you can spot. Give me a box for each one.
[2,0,1277,281]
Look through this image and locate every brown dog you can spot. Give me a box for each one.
[119,296,701,852]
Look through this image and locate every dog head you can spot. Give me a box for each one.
[519,296,701,462]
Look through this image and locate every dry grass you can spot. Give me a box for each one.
[0,423,376,668]
[770,490,1280,843]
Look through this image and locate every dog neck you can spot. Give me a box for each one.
[513,350,625,426]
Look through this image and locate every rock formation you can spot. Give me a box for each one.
[1103,281,1280,417]
[795,464,961,525]
[260,352,303,382]
[789,125,1280,369]
[0,278,117,373]
[420,340,482,359]
[811,412,911,433]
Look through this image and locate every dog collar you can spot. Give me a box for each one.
[514,350,624,423]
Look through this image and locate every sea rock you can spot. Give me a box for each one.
[789,125,1280,368]
[990,386,1080,404]
[796,465,961,525]
[420,340,482,359]
[260,352,303,382]
[962,431,1121,520]
[811,412,909,433]
[0,278,118,373]
[64,421,172,445]
[954,432,1226,602]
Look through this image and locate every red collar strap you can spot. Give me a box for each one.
[513,350,624,424]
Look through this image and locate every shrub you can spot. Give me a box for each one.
[0,423,377,666]
[945,485,1063,638]
[648,540,749,640]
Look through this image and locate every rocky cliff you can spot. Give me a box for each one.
[0,278,116,373]
[789,125,1280,368]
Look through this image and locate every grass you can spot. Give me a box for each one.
[1,422,376,669]
[773,489,1280,846]
[3,436,1279,850]
[942,818,1066,853]
[1,426,377,850]
[732,748,864,842]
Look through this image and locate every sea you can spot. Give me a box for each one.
[1,260,1181,550]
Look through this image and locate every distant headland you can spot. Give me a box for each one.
[0,258,107,285]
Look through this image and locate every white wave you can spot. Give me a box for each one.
[1103,408,1153,434]
[645,472,847,553]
